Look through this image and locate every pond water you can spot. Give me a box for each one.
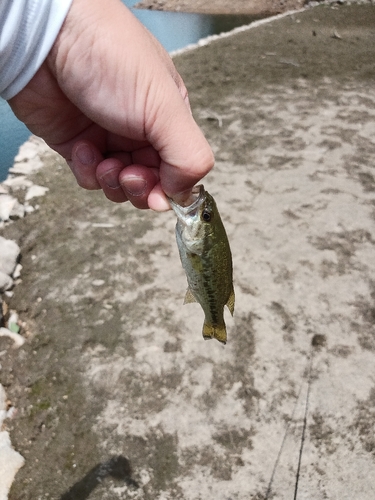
[0,2,260,181]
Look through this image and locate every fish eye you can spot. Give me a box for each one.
[202,210,211,222]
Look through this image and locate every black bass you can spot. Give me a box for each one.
[169,185,234,344]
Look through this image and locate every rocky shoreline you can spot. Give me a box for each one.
[134,0,306,15]
[0,137,50,310]
[134,0,373,14]
[0,137,52,498]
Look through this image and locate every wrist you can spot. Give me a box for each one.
[47,0,95,78]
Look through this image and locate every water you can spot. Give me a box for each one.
[0,1,259,181]
[0,99,31,181]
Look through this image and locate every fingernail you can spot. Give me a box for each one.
[76,144,95,165]
[100,169,120,189]
[122,177,147,196]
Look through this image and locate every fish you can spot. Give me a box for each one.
[169,185,235,344]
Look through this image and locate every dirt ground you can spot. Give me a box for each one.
[134,0,306,15]
[1,2,375,499]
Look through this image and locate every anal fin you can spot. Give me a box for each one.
[184,288,197,304]
[226,289,235,316]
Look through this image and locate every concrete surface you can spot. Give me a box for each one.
[1,3,375,499]
[134,0,305,15]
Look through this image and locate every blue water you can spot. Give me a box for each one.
[0,99,31,180]
[0,1,258,181]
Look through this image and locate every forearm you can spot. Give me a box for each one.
[0,0,73,100]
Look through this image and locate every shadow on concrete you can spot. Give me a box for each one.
[59,455,139,500]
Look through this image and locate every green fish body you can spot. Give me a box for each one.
[169,185,234,344]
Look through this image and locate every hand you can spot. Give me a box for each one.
[8,0,214,210]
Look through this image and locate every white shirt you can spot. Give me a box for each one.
[0,0,73,100]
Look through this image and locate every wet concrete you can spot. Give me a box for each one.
[1,3,375,499]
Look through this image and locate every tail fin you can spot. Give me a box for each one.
[202,321,227,345]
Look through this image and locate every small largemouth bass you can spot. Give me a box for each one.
[169,185,234,344]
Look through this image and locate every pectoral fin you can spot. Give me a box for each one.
[184,288,197,304]
[226,289,235,316]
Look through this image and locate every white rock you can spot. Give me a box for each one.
[14,140,38,162]
[3,176,33,190]
[24,204,35,214]
[0,273,13,293]
[8,311,19,327]
[14,136,49,161]
[92,279,105,286]
[0,195,18,222]
[0,238,20,276]
[0,195,24,221]
[9,201,25,221]
[0,328,25,348]
[6,407,16,420]
[92,223,115,228]
[0,195,15,221]
[12,264,22,280]
[0,385,6,426]
[9,158,43,175]
[25,184,49,201]
[0,185,8,195]
[0,385,25,500]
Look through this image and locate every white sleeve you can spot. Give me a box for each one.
[0,0,73,100]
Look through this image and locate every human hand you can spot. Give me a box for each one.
[8,0,214,210]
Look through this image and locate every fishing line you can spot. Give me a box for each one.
[265,375,305,499]
[293,352,313,500]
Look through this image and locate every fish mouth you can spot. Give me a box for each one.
[169,185,205,218]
